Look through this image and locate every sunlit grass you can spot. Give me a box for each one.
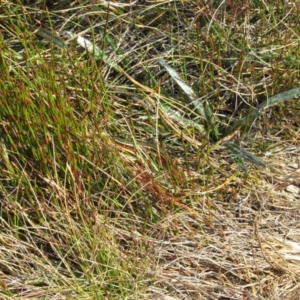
[1,1,300,299]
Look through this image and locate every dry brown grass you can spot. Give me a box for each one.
[143,132,300,299]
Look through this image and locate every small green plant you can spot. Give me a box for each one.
[157,59,300,172]
[37,25,300,172]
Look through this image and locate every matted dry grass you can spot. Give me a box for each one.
[122,128,300,299]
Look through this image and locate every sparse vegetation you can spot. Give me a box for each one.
[1,0,300,299]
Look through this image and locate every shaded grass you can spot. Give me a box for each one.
[1,0,300,299]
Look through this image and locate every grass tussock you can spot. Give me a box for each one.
[1,0,300,299]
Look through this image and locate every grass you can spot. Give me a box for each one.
[1,0,300,299]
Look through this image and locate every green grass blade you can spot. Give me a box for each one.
[230,154,248,173]
[223,141,266,170]
[157,58,220,140]
[160,104,206,134]
[256,87,300,110]
[157,59,207,118]
[34,28,66,48]
[224,88,300,138]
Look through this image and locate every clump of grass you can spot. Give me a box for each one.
[1,1,300,299]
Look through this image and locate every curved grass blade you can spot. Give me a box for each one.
[223,141,266,171]
[224,88,300,138]
[157,59,207,117]
[157,58,220,140]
